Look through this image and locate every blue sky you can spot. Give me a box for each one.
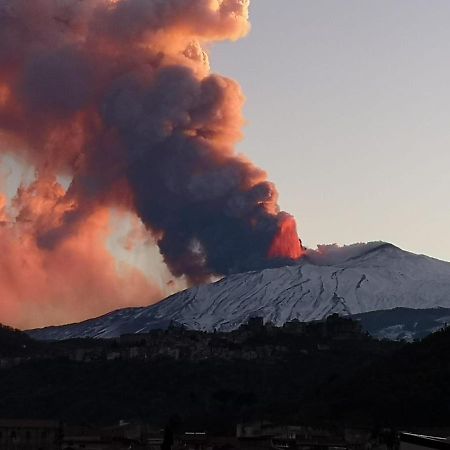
[211,0,450,261]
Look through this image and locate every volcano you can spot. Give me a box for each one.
[28,242,450,340]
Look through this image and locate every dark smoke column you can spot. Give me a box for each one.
[108,66,304,281]
[0,0,303,284]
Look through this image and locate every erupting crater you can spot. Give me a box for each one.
[268,214,304,261]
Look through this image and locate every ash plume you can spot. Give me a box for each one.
[0,176,162,329]
[0,0,303,325]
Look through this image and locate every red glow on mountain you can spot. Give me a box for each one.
[268,214,304,261]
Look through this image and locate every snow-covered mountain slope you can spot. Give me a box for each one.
[353,307,450,342]
[28,242,450,340]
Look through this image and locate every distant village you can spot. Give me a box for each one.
[0,417,381,450]
[0,417,448,450]
[0,314,367,369]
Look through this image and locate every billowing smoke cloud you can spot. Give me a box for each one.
[0,175,162,329]
[0,0,303,326]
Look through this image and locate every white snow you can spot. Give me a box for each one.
[28,242,450,340]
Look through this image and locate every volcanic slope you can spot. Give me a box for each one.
[28,242,450,339]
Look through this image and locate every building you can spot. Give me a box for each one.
[237,423,348,450]
[62,422,162,449]
[322,314,363,340]
[177,431,208,450]
[0,419,62,450]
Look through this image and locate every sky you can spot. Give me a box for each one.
[211,0,450,262]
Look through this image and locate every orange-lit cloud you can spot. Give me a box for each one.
[0,0,302,328]
[0,176,161,329]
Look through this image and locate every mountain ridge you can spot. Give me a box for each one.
[27,242,450,340]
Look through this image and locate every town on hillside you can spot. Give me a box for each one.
[1,417,449,450]
[0,315,370,369]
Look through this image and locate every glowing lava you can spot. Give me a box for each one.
[0,83,10,106]
[268,213,304,260]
